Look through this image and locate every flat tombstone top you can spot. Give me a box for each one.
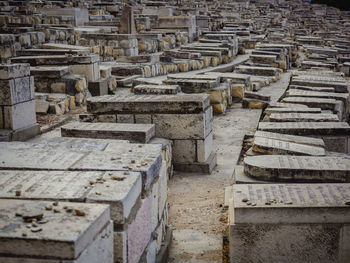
[258,122,350,135]
[287,90,349,101]
[268,102,309,108]
[0,199,109,259]
[282,97,338,104]
[253,137,326,156]
[231,183,350,223]
[269,113,339,122]
[0,170,140,203]
[254,130,325,147]
[0,147,86,170]
[244,155,350,182]
[87,93,210,114]
[0,64,30,80]
[62,122,155,133]
[264,107,322,114]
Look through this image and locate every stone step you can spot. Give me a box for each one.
[61,122,155,143]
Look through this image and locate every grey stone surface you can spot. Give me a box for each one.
[0,170,141,225]
[264,107,322,115]
[133,84,181,95]
[244,155,350,182]
[269,113,339,122]
[0,64,30,80]
[258,122,350,136]
[0,199,110,260]
[0,76,34,105]
[87,93,210,114]
[254,131,325,147]
[61,122,156,143]
[252,136,326,156]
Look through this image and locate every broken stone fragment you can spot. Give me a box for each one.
[74,209,85,217]
[22,210,43,221]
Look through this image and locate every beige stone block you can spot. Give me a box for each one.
[51,82,66,93]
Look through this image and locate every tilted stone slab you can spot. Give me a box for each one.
[290,78,348,93]
[269,113,339,122]
[264,107,322,115]
[163,78,218,93]
[268,102,309,108]
[87,94,210,114]
[244,155,350,182]
[258,122,350,136]
[0,199,111,261]
[282,97,341,110]
[286,90,349,103]
[30,66,70,78]
[229,183,350,263]
[0,170,141,225]
[252,137,326,156]
[254,131,325,147]
[61,122,155,143]
[132,84,181,95]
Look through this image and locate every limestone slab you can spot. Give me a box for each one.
[244,155,350,182]
[264,107,322,115]
[254,131,325,147]
[269,113,339,122]
[0,199,110,259]
[87,93,210,114]
[0,64,30,80]
[61,122,155,143]
[133,84,180,95]
[258,122,350,136]
[252,137,326,156]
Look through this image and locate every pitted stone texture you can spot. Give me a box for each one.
[0,199,110,260]
[252,137,326,156]
[258,122,350,136]
[0,64,30,80]
[244,155,350,182]
[133,84,181,95]
[254,131,325,147]
[87,93,210,114]
[269,113,339,122]
[61,122,155,143]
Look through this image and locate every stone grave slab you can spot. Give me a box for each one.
[243,155,350,182]
[87,93,210,114]
[258,122,350,136]
[288,85,335,92]
[61,122,155,143]
[252,136,326,156]
[282,97,340,110]
[286,90,349,103]
[0,170,141,225]
[0,199,112,262]
[229,183,350,263]
[132,84,181,95]
[264,107,322,115]
[269,113,339,122]
[254,131,325,147]
[268,102,309,108]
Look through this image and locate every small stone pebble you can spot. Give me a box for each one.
[53,208,60,213]
[15,190,21,197]
[130,160,135,164]
[95,192,101,195]
[345,200,350,205]
[52,201,59,206]
[22,232,27,237]
[65,207,73,213]
[31,227,42,233]
[75,209,86,217]
[45,205,52,211]
[250,202,257,206]
[242,198,249,202]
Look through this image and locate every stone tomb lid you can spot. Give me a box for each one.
[269,113,339,122]
[0,199,109,259]
[230,183,350,224]
[264,107,322,115]
[0,63,30,80]
[258,122,350,135]
[254,130,325,147]
[244,155,350,183]
[0,170,141,224]
[252,136,326,156]
[87,93,210,114]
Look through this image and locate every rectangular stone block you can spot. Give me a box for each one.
[61,122,155,143]
[152,106,212,139]
[197,131,213,163]
[0,64,30,80]
[0,199,111,261]
[4,100,36,130]
[87,93,210,115]
[71,62,100,82]
[117,114,135,123]
[173,139,196,163]
[0,76,34,105]
[127,195,152,263]
[229,183,350,263]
